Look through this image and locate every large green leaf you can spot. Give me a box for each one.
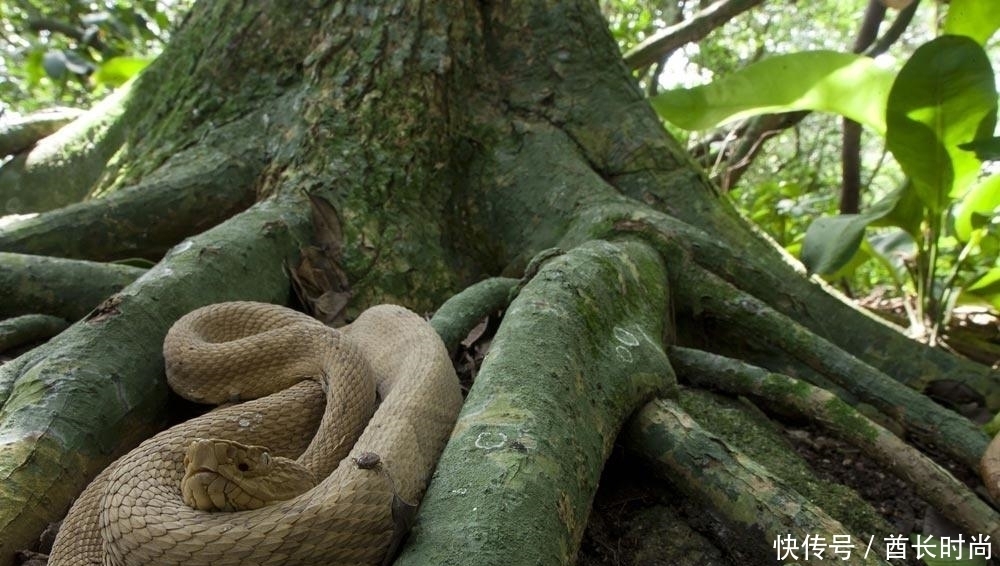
[953,173,1000,241]
[871,181,923,238]
[944,0,1000,45]
[801,215,869,275]
[650,51,895,134]
[801,190,903,275]
[885,35,997,214]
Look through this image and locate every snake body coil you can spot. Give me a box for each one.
[48,302,462,566]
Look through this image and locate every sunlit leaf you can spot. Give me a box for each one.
[885,35,997,214]
[944,0,1000,45]
[93,57,152,87]
[871,182,923,238]
[953,173,1000,241]
[24,49,45,88]
[963,242,1000,309]
[650,51,895,134]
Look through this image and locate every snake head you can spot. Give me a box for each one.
[181,438,317,512]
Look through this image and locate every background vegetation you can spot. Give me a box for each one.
[5,1,997,354]
[601,0,1000,356]
[1,0,186,114]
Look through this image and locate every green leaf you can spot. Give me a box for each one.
[953,173,1000,241]
[944,0,1000,45]
[868,228,917,283]
[964,267,1000,310]
[802,215,870,275]
[871,182,923,238]
[41,50,67,80]
[821,240,872,281]
[650,51,895,134]
[24,49,45,89]
[801,190,903,275]
[93,57,152,88]
[959,136,1000,161]
[885,35,997,214]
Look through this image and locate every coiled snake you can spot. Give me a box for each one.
[48,302,463,565]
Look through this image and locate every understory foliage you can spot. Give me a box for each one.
[606,0,1000,345]
[0,0,185,114]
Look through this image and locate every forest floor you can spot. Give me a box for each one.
[450,303,999,566]
[569,301,999,566]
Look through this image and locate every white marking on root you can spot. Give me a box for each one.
[474,431,508,449]
[615,345,634,363]
[613,326,639,346]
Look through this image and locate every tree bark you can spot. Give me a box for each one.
[627,398,890,566]
[0,87,129,214]
[0,1,996,565]
[0,253,145,320]
[398,240,672,566]
[0,107,84,157]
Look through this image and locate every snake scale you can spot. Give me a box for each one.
[48,302,463,566]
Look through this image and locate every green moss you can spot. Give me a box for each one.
[677,388,892,540]
[399,240,671,566]
[758,370,815,400]
[823,396,882,443]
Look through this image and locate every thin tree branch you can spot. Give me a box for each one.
[623,0,766,70]
[841,119,863,213]
[865,0,921,58]
[27,18,110,54]
[841,0,887,214]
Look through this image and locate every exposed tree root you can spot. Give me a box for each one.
[670,346,1000,551]
[0,314,68,354]
[626,397,889,566]
[0,107,84,156]
[397,240,672,566]
[983,435,1000,504]
[0,252,145,320]
[616,214,1000,408]
[429,276,519,354]
[0,196,311,562]
[671,262,989,470]
[0,87,130,214]
[0,150,260,261]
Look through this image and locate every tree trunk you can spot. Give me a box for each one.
[1,1,996,565]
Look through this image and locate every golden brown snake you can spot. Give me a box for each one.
[48,302,462,565]
[983,431,1000,504]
